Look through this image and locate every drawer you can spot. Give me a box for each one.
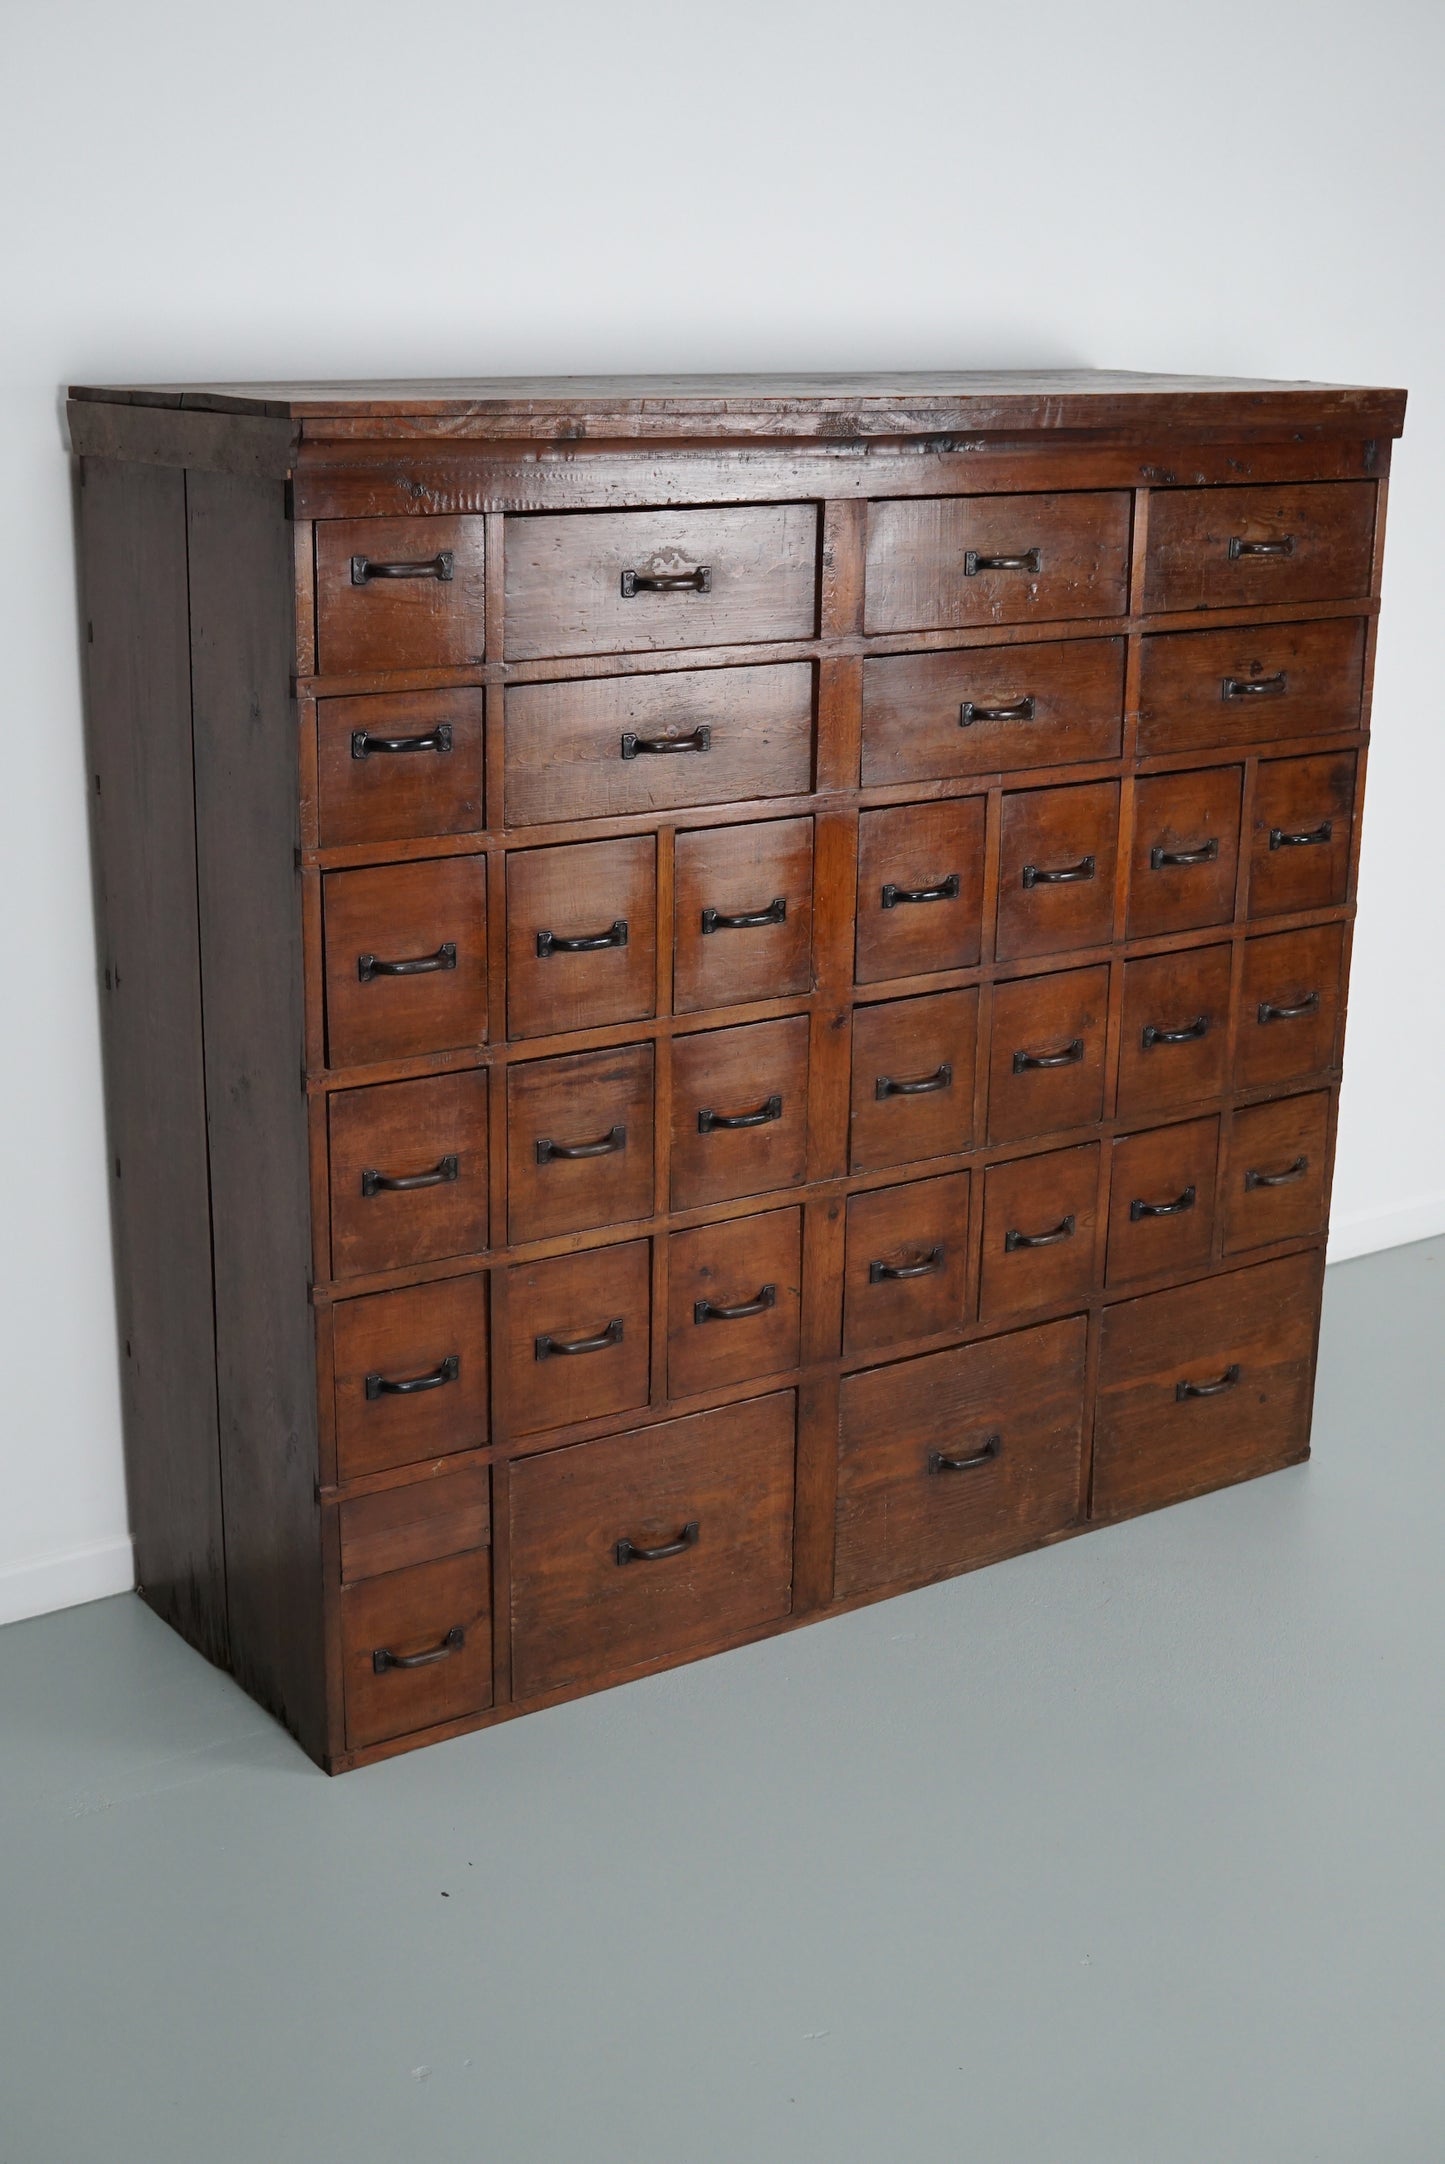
[673,817,813,1013]
[1106,1115,1219,1288]
[331,1275,489,1480]
[1223,1092,1331,1255]
[996,781,1120,962]
[509,1392,796,1701]
[855,798,986,984]
[505,1241,651,1438]
[666,1206,802,1398]
[1137,617,1367,757]
[323,857,487,1068]
[504,505,819,660]
[504,662,815,826]
[1092,1251,1321,1520]
[987,965,1109,1144]
[979,1143,1099,1323]
[864,493,1131,635]
[318,690,484,847]
[835,1314,1087,1600]
[669,1016,809,1210]
[506,836,656,1041]
[849,989,979,1172]
[329,1071,488,1277]
[1235,926,1345,1089]
[507,1042,654,1242]
[843,1171,971,1357]
[339,1463,491,1585]
[340,1550,493,1751]
[1247,753,1355,918]
[861,636,1125,787]
[317,517,487,674]
[1127,766,1243,937]
[1116,945,1231,1117]
[1142,482,1376,614]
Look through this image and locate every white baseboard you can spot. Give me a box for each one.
[0,1536,135,1629]
[1328,1193,1445,1265]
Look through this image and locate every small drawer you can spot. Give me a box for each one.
[509,1392,796,1701]
[849,989,979,1172]
[864,494,1131,635]
[507,1043,654,1243]
[317,690,484,847]
[340,1550,492,1751]
[1142,482,1376,614]
[1223,1092,1331,1255]
[1106,1116,1219,1288]
[331,1275,488,1480]
[843,1171,970,1357]
[1235,926,1345,1089]
[504,505,819,660]
[1137,617,1367,757]
[666,1207,802,1398]
[987,965,1109,1145]
[329,1072,488,1278]
[1092,1251,1321,1521]
[323,857,487,1069]
[317,517,487,674]
[1247,753,1355,918]
[860,637,1125,788]
[670,1016,809,1210]
[339,1464,491,1585]
[855,798,986,984]
[979,1143,1099,1323]
[505,1240,652,1438]
[506,836,656,1040]
[673,817,813,1013]
[1116,945,1231,1118]
[835,1314,1087,1600]
[996,781,1120,962]
[1128,766,1242,937]
[504,662,814,826]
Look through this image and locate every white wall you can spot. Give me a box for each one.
[2,0,1441,1626]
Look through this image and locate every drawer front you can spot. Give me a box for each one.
[1137,617,1367,757]
[669,1016,809,1209]
[317,517,487,674]
[855,798,986,984]
[332,1276,489,1481]
[339,1463,491,1585]
[673,817,814,1013]
[835,1314,1087,1600]
[504,663,815,825]
[861,636,1125,787]
[329,1072,488,1277]
[318,690,484,847]
[1247,753,1355,918]
[864,493,1131,635]
[849,989,979,1172]
[506,836,656,1041]
[987,965,1109,1144]
[341,1551,493,1750]
[843,1171,971,1357]
[1093,1251,1321,1520]
[979,1143,1099,1323]
[323,857,487,1068]
[505,1241,651,1438]
[996,781,1120,962]
[1223,1092,1331,1255]
[666,1207,802,1398]
[1116,945,1232,1117]
[507,1043,654,1242]
[1106,1116,1219,1288]
[1128,766,1243,937]
[1142,482,1376,614]
[509,1392,796,1701]
[1235,926,1345,1089]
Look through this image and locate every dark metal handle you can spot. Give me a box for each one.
[928,1435,1002,1474]
[1258,991,1320,1024]
[959,695,1035,727]
[1004,1215,1075,1252]
[365,1354,459,1401]
[875,1061,952,1100]
[535,1125,626,1163]
[881,874,960,910]
[351,723,453,760]
[1176,1363,1241,1401]
[869,1246,944,1283]
[372,1624,464,1674]
[1012,1038,1084,1073]
[535,1317,624,1359]
[1222,672,1288,700]
[616,1521,699,1565]
[620,567,711,596]
[357,942,456,982]
[1021,855,1095,889]
[700,896,786,935]
[536,919,628,957]
[1228,536,1294,559]
[1245,1155,1309,1190]
[351,552,454,584]
[697,1094,782,1134]
[1150,838,1220,869]
[964,549,1041,575]
[361,1154,458,1197]
[693,1283,777,1324]
[1142,1015,1209,1049]
[620,725,712,760]
[1270,821,1333,850]
[1130,1185,1196,1222]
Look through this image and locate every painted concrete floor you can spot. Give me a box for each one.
[1,1237,1443,2164]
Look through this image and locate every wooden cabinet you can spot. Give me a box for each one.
[72,366,1402,1769]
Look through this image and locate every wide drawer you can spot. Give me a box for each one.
[1234,926,1345,1089]
[843,1171,971,1356]
[1137,617,1367,756]
[669,1016,810,1209]
[328,1072,488,1277]
[1223,1092,1331,1255]
[317,518,487,674]
[504,1241,651,1438]
[318,690,484,847]
[861,637,1125,786]
[323,857,488,1068]
[1142,483,1376,613]
[864,494,1131,635]
[507,1042,654,1242]
[855,798,986,984]
[331,1275,489,1480]
[506,835,657,1041]
[340,1550,492,1751]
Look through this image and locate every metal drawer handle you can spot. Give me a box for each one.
[1258,991,1320,1024]
[1270,821,1333,850]
[701,896,786,935]
[1151,838,1219,869]
[698,1094,782,1134]
[1228,535,1294,559]
[694,1283,777,1324]
[1004,1215,1075,1252]
[535,1317,624,1359]
[616,1521,699,1565]
[535,1125,626,1163]
[1142,1015,1209,1049]
[1245,1155,1309,1190]
[928,1435,1001,1474]
[1222,672,1287,700]
[869,1246,944,1283]
[357,942,456,982]
[1012,1038,1084,1073]
[964,549,1041,576]
[1022,855,1095,889]
[959,696,1036,727]
[875,1061,952,1099]
[351,723,453,759]
[1130,1185,1196,1222]
[536,919,628,957]
[361,1154,458,1197]
[620,725,712,759]
[372,1624,464,1674]
[881,874,960,910]
[351,552,454,584]
[621,567,712,596]
[365,1354,460,1401]
[1176,1362,1241,1401]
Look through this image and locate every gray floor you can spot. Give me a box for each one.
[2,1239,1443,2164]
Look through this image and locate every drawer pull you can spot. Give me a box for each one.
[875,1061,952,1100]
[1011,1037,1084,1073]
[1258,990,1320,1024]
[1228,535,1294,559]
[620,724,712,760]
[1129,1185,1196,1222]
[360,1154,458,1198]
[1176,1362,1241,1401]
[535,1317,624,1359]
[616,1520,699,1565]
[869,1246,945,1283]
[959,695,1035,727]
[694,1283,777,1324]
[1004,1215,1075,1252]
[928,1434,1001,1474]
[1244,1155,1309,1190]
[372,1624,464,1674]
[1269,820,1333,850]
[1142,1014,1209,1049]
[535,919,628,957]
[350,551,454,584]
[880,873,960,910]
[1021,854,1095,889]
[700,896,787,935]
[620,566,712,597]
[535,1124,627,1164]
[964,549,1041,576]
[365,1354,460,1401]
[356,942,457,982]
[351,723,453,760]
[1222,672,1288,700]
[1150,838,1219,869]
[697,1094,783,1134]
